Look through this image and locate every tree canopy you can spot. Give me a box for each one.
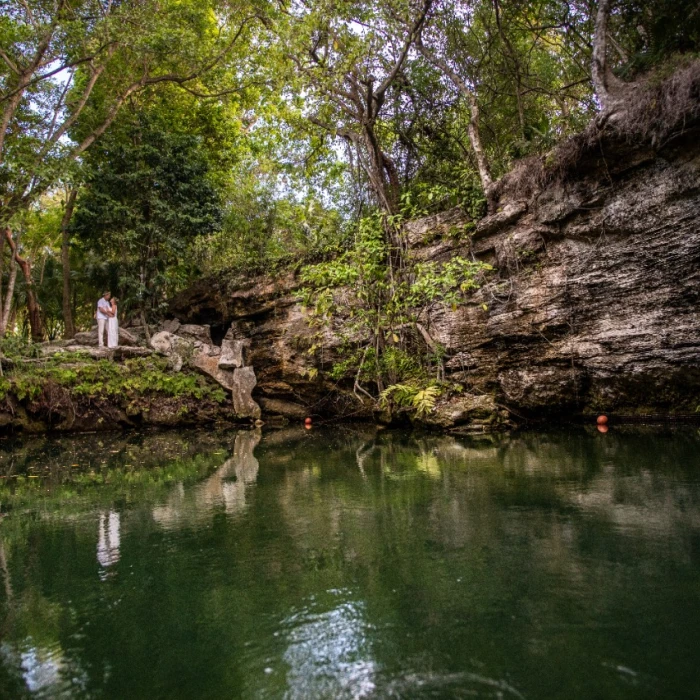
[0,0,697,342]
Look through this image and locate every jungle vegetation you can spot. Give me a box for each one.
[0,0,697,347]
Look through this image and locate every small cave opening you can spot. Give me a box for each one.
[210,323,230,347]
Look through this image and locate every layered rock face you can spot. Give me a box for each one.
[170,129,700,422]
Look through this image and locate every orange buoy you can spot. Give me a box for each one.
[597,425,609,434]
[304,417,312,427]
[596,415,608,425]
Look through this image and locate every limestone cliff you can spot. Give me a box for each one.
[170,121,700,424]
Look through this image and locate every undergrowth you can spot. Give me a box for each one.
[0,356,227,405]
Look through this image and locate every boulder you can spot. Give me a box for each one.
[39,344,153,361]
[113,346,154,359]
[150,330,177,355]
[121,324,155,343]
[151,330,232,391]
[257,397,308,420]
[218,338,250,369]
[231,366,261,419]
[415,393,509,430]
[160,318,181,334]
[190,352,234,391]
[177,324,213,345]
[118,328,139,345]
[71,329,98,346]
[70,327,139,347]
[39,345,113,359]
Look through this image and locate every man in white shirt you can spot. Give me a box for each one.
[96,291,113,348]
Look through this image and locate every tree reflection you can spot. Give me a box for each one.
[151,430,261,529]
[0,426,699,699]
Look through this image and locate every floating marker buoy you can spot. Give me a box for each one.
[597,425,609,434]
[597,415,608,425]
[304,417,312,427]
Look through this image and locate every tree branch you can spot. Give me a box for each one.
[375,0,433,99]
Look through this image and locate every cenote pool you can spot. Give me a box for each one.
[0,426,699,699]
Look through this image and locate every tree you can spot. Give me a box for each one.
[280,0,433,216]
[0,0,267,339]
[60,186,78,338]
[72,112,222,325]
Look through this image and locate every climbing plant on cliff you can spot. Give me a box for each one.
[299,208,492,395]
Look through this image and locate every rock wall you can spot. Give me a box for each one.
[170,126,700,423]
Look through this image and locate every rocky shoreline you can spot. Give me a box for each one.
[168,125,700,429]
[2,120,698,436]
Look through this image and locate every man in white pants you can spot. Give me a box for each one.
[96,291,113,347]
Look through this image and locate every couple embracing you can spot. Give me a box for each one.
[96,291,119,348]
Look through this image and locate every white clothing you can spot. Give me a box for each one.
[97,511,121,569]
[97,317,107,347]
[107,312,119,348]
[96,297,111,320]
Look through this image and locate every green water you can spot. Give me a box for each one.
[1,426,699,700]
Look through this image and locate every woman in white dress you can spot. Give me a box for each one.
[107,297,119,348]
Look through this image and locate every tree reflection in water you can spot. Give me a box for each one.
[0,426,698,699]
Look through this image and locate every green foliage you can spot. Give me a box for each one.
[299,208,492,391]
[0,356,227,404]
[0,335,42,359]
[380,347,424,383]
[380,382,442,418]
[72,113,222,319]
[408,257,493,310]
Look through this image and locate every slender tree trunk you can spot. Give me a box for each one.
[61,187,78,338]
[465,93,496,211]
[0,243,19,338]
[415,41,496,212]
[140,307,151,345]
[2,227,44,342]
[0,234,4,322]
[362,124,399,214]
[592,0,626,113]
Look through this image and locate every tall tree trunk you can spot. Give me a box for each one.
[592,0,627,113]
[362,124,399,215]
[2,227,44,342]
[0,231,20,338]
[465,93,496,212]
[61,187,78,338]
[0,233,4,324]
[415,41,496,212]
[1,260,18,337]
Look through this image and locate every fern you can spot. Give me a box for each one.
[379,383,418,408]
[411,385,440,417]
[380,382,441,417]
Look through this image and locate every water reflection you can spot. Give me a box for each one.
[0,426,698,700]
[97,511,121,574]
[282,592,377,700]
[151,430,261,529]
